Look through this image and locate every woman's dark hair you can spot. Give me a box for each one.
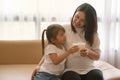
[71,3,98,46]
[42,24,65,55]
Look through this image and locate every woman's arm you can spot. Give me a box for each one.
[88,33,100,60]
[87,49,100,60]
[80,48,100,60]
[80,33,100,60]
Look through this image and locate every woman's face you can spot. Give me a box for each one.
[72,11,86,28]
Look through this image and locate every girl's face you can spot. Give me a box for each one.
[72,11,86,28]
[54,30,66,45]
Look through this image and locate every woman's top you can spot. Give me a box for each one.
[63,24,100,74]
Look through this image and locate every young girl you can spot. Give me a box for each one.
[34,24,79,80]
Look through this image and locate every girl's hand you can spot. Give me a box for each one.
[67,46,79,54]
[31,66,40,80]
[80,48,89,57]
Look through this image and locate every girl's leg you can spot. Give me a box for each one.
[34,72,61,80]
[49,74,61,80]
[86,69,104,80]
[61,71,81,80]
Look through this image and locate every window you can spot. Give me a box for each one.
[0,0,105,40]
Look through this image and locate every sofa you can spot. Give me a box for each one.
[0,40,120,80]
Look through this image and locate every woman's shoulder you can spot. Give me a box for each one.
[63,24,72,34]
[94,32,99,39]
[62,24,72,32]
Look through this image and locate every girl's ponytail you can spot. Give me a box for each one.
[42,29,47,55]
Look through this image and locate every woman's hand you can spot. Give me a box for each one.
[31,66,40,80]
[80,48,89,57]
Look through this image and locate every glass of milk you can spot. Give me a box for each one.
[72,42,86,50]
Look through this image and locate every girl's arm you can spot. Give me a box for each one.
[49,46,79,65]
[37,55,45,66]
[31,55,45,80]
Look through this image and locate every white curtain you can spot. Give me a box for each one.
[0,0,37,40]
[102,0,120,68]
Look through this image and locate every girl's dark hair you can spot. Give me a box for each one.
[71,3,98,46]
[42,24,65,55]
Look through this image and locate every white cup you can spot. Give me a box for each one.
[72,42,86,50]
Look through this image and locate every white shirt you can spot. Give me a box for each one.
[63,24,100,74]
[40,44,66,75]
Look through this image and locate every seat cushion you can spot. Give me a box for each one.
[94,61,120,80]
[0,64,37,80]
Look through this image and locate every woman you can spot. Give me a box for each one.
[61,3,103,80]
[31,3,103,80]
